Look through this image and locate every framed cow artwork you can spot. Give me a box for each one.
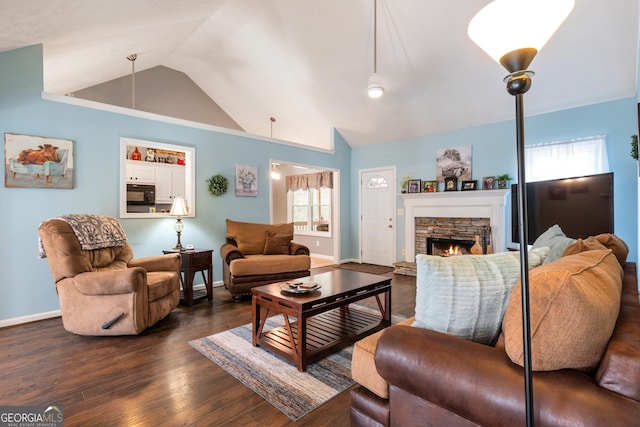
[4,133,74,189]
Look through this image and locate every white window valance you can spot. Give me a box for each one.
[525,135,609,182]
[286,171,333,191]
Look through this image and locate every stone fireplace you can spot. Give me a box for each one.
[394,190,510,275]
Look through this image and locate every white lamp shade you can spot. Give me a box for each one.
[468,0,575,64]
[169,196,188,216]
[367,73,384,98]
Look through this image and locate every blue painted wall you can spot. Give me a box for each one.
[0,45,352,321]
[1,44,637,323]
[352,98,638,264]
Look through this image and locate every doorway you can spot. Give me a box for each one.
[360,167,396,266]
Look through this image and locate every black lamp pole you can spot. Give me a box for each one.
[502,48,536,427]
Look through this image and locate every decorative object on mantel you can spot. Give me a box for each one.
[630,134,638,160]
[206,174,228,197]
[444,176,458,191]
[400,175,411,193]
[408,179,422,193]
[482,176,495,190]
[461,180,477,191]
[235,164,257,197]
[496,173,512,189]
[436,145,472,182]
[468,0,575,425]
[422,180,438,192]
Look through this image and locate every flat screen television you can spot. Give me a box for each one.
[511,172,614,245]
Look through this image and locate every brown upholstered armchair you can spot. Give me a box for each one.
[220,219,311,301]
[38,217,181,336]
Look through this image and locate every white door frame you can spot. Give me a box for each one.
[359,166,396,265]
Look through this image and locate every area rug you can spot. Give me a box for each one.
[335,262,394,275]
[189,306,404,421]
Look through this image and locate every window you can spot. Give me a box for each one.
[286,170,333,235]
[525,135,609,182]
[291,187,331,233]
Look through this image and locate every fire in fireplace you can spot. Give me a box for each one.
[427,237,476,257]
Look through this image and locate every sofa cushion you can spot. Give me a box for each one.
[263,231,293,255]
[228,254,310,276]
[413,248,549,345]
[562,236,608,257]
[594,233,629,266]
[532,224,576,264]
[352,316,414,399]
[503,249,623,371]
[226,219,294,255]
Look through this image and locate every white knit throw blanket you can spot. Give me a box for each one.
[38,214,128,258]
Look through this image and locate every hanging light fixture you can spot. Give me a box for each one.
[367,0,384,98]
[468,1,574,426]
[127,54,137,109]
[271,163,281,180]
[270,117,276,138]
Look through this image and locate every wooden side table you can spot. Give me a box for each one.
[163,249,213,307]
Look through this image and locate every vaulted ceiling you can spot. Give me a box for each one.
[1,0,638,150]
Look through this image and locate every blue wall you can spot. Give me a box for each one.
[1,44,637,324]
[0,45,352,321]
[352,98,639,264]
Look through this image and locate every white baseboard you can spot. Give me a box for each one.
[0,310,61,329]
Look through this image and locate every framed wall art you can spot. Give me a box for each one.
[408,179,422,193]
[436,145,472,183]
[236,164,258,196]
[4,133,74,189]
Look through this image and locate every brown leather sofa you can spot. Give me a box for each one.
[350,261,640,426]
[39,218,181,336]
[220,219,311,301]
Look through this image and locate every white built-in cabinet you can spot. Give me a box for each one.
[125,160,186,203]
[155,163,186,203]
[126,161,155,184]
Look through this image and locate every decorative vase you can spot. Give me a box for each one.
[131,147,142,161]
[470,235,483,255]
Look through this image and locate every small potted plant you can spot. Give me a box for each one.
[400,175,412,193]
[496,174,512,189]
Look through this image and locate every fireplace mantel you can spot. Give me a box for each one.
[401,189,510,261]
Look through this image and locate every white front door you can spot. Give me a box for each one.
[360,168,395,266]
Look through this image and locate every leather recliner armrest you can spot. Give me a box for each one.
[290,242,310,256]
[69,268,146,296]
[220,243,245,264]
[129,253,180,272]
[375,325,640,426]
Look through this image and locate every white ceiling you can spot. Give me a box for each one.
[1,0,638,150]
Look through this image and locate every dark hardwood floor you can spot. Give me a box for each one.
[0,266,416,426]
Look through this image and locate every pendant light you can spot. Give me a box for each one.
[368,0,384,98]
[127,54,137,109]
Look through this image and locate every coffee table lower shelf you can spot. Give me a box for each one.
[256,307,387,368]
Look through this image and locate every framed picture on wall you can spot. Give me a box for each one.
[4,133,74,189]
[236,164,258,196]
[408,179,422,193]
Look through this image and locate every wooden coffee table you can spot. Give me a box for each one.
[251,269,392,371]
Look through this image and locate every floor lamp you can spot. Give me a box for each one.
[468,1,575,425]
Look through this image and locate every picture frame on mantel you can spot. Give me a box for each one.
[461,180,477,191]
[444,176,458,191]
[408,179,422,193]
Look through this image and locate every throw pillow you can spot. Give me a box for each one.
[532,224,576,264]
[503,249,623,371]
[594,233,629,266]
[412,247,549,346]
[263,231,293,255]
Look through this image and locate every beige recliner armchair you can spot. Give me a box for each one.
[38,217,181,336]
